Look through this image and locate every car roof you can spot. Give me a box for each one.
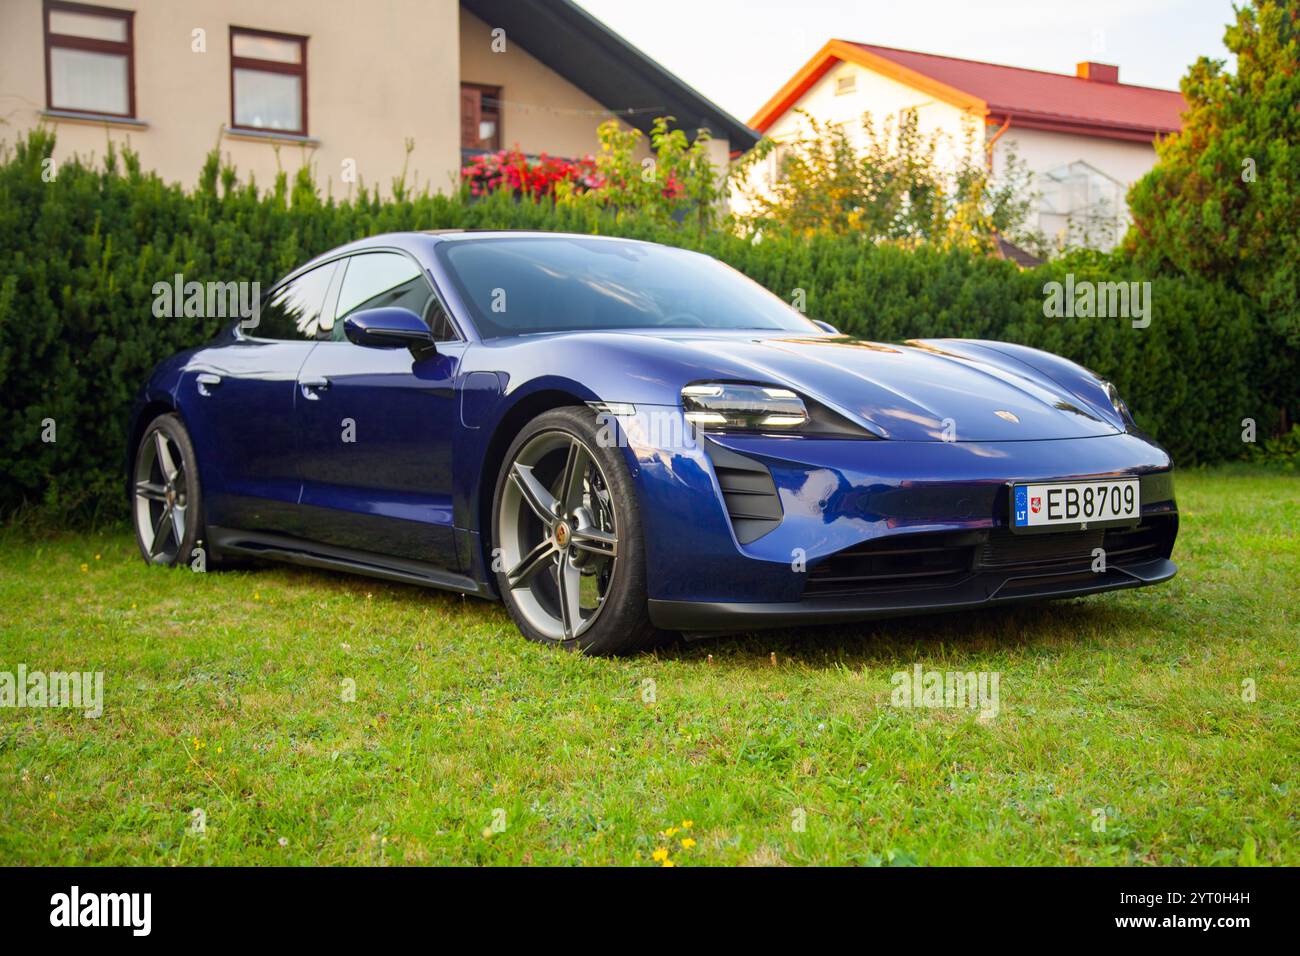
[296,229,666,272]
[334,229,658,246]
[273,230,673,292]
[419,230,656,244]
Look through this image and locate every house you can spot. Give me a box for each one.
[742,40,1187,251]
[0,0,756,195]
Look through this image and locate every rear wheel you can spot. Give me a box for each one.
[491,407,656,655]
[132,413,205,569]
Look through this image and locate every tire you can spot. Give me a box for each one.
[491,406,657,655]
[131,412,209,570]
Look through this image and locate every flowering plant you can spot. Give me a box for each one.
[461,149,602,199]
[572,117,718,226]
[460,118,721,230]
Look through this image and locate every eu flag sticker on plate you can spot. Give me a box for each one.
[1014,486,1029,528]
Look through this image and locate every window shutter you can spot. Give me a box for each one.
[460,87,482,148]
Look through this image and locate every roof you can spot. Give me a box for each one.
[460,0,759,149]
[749,39,1186,143]
[992,235,1044,269]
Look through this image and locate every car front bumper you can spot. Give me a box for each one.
[619,411,1179,628]
[648,556,1176,631]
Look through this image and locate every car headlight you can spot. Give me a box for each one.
[682,383,809,430]
[1102,380,1132,423]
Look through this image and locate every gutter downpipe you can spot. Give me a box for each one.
[986,114,1012,169]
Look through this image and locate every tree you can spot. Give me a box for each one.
[555,117,722,230]
[728,110,1036,252]
[1125,0,1300,345]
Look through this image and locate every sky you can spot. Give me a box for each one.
[575,0,1238,123]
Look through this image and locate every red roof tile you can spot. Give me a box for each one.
[849,42,1186,138]
[749,40,1186,142]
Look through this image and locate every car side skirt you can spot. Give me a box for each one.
[207,526,493,598]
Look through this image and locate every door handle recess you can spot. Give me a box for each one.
[196,373,222,396]
[300,376,331,399]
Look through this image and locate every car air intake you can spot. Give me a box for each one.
[804,531,981,596]
[804,516,1177,597]
[706,441,782,544]
[977,520,1174,573]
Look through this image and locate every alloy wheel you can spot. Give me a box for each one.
[134,428,190,564]
[497,431,619,642]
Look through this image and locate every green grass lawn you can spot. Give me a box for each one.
[0,465,1295,866]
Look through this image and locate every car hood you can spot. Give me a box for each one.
[613,331,1121,442]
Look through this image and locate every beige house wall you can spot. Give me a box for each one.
[1,0,458,196]
[992,126,1159,250]
[766,59,978,155]
[0,0,717,198]
[992,126,1159,193]
[460,9,621,160]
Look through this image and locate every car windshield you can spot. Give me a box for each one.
[435,236,819,338]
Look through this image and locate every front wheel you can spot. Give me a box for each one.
[491,407,657,655]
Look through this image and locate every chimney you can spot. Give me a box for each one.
[1077,61,1119,84]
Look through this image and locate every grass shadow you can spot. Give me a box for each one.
[655,596,1172,669]
[178,556,1173,669]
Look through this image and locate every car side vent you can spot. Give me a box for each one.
[705,441,782,544]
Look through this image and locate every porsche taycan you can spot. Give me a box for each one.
[128,232,1178,654]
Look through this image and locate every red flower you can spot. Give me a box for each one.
[461,146,610,199]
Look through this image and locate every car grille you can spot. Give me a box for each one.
[804,517,1175,597]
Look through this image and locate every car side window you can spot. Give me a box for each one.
[328,251,458,342]
[256,262,338,341]
[426,298,457,342]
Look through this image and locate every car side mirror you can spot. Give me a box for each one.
[813,320,840,334]
[343,307,435,354]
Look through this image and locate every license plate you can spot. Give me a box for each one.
[1011,477,1140,532]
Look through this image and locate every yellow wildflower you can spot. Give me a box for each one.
[681,838,696,850]
[651,847,668,862]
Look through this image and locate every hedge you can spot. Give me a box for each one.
[0,130,1292,522]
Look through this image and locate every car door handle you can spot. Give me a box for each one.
[196,373,222,397]
[300,376,331,399]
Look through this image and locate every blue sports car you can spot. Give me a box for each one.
[128,231,1178,654]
